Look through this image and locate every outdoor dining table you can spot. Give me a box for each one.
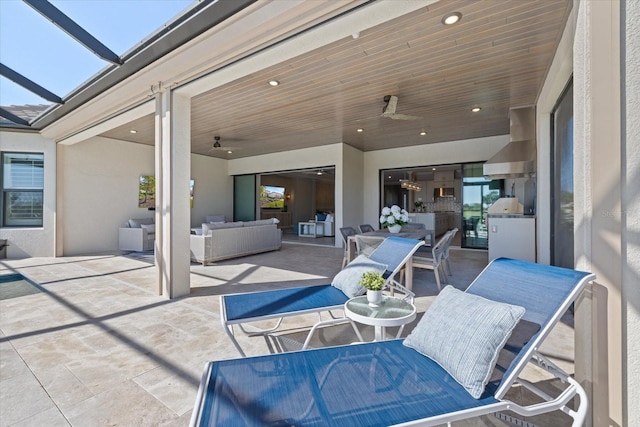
[347,228,431,291]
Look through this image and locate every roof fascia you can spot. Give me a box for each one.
[31,0,257,131]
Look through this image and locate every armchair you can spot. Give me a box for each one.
[314,213,335,236]
[118,218,155,252]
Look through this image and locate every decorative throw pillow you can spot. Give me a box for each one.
[140,223,155,234]
[128,218,153,228]
[403,285,525,399]
[331,254,387,298]
[206,215,226,223]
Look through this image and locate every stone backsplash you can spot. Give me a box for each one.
[415,200,462,213]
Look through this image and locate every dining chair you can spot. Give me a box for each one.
[442,227,458,277]
[410,230,452,291]
[358,224,375,233]
[355,235,385,257]
[339,227,357,268]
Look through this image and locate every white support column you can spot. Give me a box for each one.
[155,88,191,298]
[574,0,628,425]
[622,1,640,425]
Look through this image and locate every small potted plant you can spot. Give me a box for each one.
[359,271,385,306]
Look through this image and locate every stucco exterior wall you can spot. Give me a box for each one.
[340,144,364,239]
[57,136,231,256]
[190,153,233,227]
[58,137,155,255]
[623,0,640,424]
[362,136,509,228]
[572,0,638,425]
[0,131,56,258]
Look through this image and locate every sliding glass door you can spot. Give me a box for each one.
[461,164,500,249]
[550,80,574,268]
[233,174,256,222]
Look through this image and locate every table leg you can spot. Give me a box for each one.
[374,325,385,341]
[405,256,413,291]
[347,236,357,262]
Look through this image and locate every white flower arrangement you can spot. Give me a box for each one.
[379,205,409,228]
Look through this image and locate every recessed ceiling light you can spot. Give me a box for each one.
[442,12,462,25]
[388,175,392,179]
[432,168,437,171]
[317,171,323,175]
[420,131,427,136]
[129,129,137,134]
[357,128,364,132]
[471,106,482,112]
[268,80,279,86]
[227,150,233,154]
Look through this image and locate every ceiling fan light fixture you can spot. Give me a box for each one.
[442,12,462,25]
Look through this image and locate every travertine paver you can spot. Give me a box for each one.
[0,246,574,426]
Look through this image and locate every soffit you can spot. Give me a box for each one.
[100,0,572,159]
[40,0,369,141]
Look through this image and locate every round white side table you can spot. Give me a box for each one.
[344,296,416,341]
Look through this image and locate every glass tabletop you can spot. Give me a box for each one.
[345,296,415,320]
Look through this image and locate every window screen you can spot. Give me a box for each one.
[2,152,44,226]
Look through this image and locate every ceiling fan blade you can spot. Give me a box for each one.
[383,113,421,120]
[381,95,420,120]
[382,95,399,114]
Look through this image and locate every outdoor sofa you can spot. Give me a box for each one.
[190,219,281,265]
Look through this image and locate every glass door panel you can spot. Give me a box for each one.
[551,80,574,268]
[461,164,500,249]
[233,174,256,222]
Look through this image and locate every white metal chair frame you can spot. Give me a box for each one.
[411,230,452,291]
[442,227,459,277]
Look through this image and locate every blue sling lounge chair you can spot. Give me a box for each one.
[193,258,595,427]
[220,236,425,357]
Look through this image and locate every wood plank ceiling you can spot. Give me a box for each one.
[100,0,571,159]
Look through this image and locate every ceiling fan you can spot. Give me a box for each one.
[381,95,420,120]
[208,136,238,153]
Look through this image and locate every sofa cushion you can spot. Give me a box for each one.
[128,218,154,228]
[206,215,226,223]
[243,219,277,227]
[202,221,244,235]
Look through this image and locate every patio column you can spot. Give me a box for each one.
[573,0,639,425]
[154,87,191,298]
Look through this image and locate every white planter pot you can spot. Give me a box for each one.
[367,290,383,307]
[388,224,402,233]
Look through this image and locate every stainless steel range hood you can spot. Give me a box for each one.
[483,107,536,179]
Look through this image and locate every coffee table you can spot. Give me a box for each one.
[298,221,324,238]
[344,295,416,341]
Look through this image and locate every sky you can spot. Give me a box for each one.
[0,0,194,107]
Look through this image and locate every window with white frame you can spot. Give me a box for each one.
[1,152,44,227]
